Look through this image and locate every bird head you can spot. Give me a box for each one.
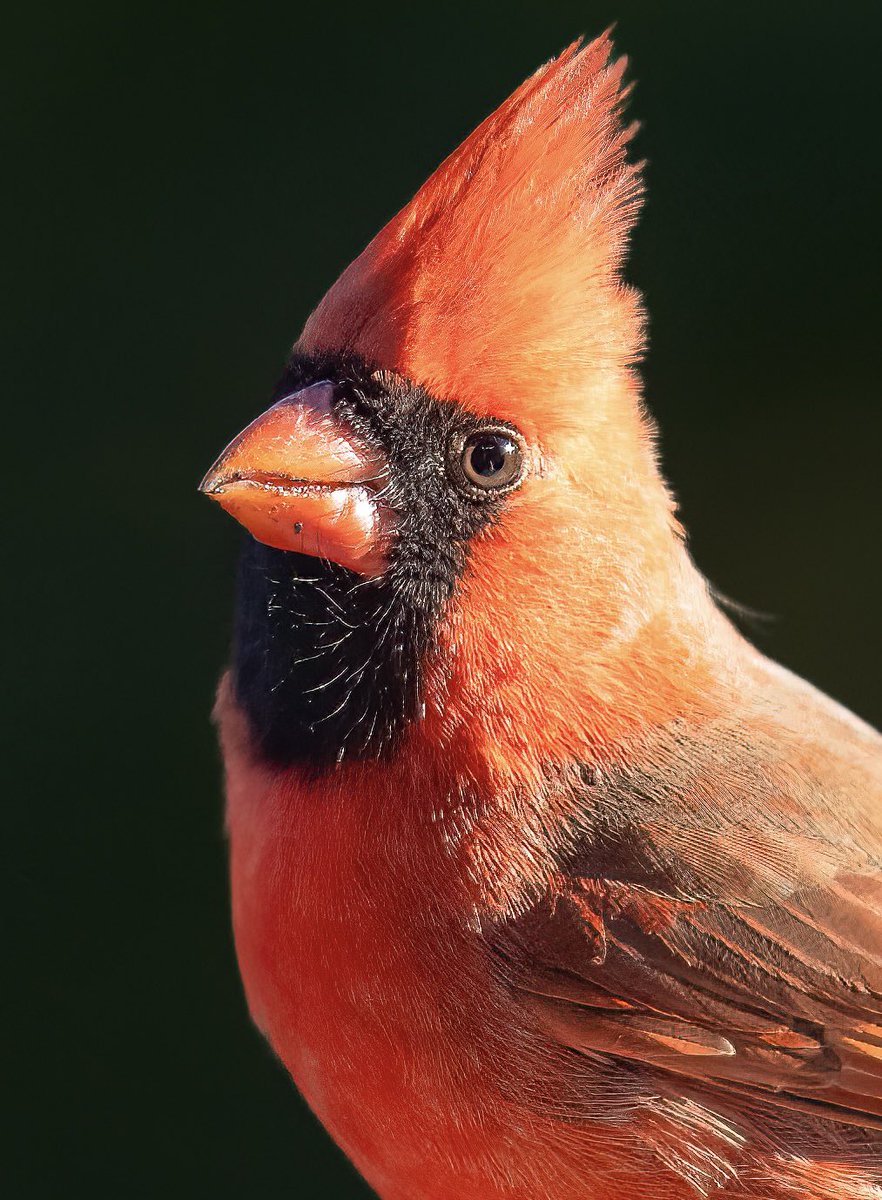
[202,34,718,777]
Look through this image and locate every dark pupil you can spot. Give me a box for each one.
[469,435,512,477]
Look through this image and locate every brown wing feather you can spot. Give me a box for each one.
[488,656,882,1135]
[493,874,882,1126]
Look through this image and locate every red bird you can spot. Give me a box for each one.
[201,34,882,1200]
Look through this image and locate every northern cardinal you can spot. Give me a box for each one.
[201,33,882,1200]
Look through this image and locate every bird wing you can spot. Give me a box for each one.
[487,658,882,1131]
[491,868,882,1129]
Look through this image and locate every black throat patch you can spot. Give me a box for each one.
[232,351,508,769]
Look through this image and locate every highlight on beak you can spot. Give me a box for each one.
[199,381,389,577]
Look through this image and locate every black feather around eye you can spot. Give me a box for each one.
[231,349,518,769]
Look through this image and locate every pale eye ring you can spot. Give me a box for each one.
[448,423,527,497]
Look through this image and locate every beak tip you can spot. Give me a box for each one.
[198,469,221,496]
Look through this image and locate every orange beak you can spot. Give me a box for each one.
[199,381,389,577]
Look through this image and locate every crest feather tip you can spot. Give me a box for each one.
[300,31,645,414]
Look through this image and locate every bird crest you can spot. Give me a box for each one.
[298,33,645,426]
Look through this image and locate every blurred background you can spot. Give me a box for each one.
[6,1,881,1196]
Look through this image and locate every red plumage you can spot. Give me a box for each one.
[300,35,643,424]
[203,32,882,1199]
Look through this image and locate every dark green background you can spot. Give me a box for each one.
[7,2,881,1196]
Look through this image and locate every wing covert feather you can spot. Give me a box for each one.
[488,660,882,1133]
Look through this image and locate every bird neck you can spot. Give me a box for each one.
[417,536,745,779]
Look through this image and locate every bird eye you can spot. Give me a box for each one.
[448,422,523,496]
[451,426,526,496]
